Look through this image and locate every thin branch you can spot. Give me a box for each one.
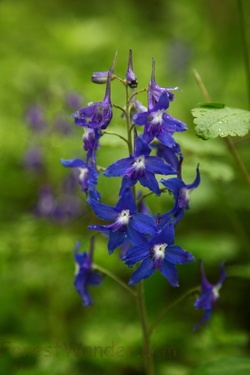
[149,286,200,337]
[101,130,129,145]
[93,263,137,297]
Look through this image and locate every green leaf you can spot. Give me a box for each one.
[191,106,250,140]
[190,357,250,375]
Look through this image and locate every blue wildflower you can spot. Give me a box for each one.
[74,239,103,306]
[133,91,187,148]
[104,136,176,195]
[73,72,112,130]
[88,188,157,254]
[61,158,100,201]
[193,261,226,331]
[123,220,195,286]
[126,49,138,89]
[148,58,181,105]
[160,165,200,223]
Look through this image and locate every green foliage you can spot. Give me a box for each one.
[189,357,250,375]
[0,0,250,374]
[191,105,250,140]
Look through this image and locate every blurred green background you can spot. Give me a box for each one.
[1,0,250,374]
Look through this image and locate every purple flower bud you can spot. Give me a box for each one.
[91,71,110,84]
[126,49,138,89]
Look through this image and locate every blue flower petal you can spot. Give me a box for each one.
[154,91,169,111]
[139,173,161,195]
[157,132,176,148]
[134,136,151,157]
[186,164,200,190]
[126,225,147,245]
[165,245,195,264]
[88,272,103,286]
[152,221,175,246]
[115,188,137,213]
[61,158,86,168]
[160,260,179,287]
[193,310,212,332]
[104,157,132,177]
[123,243,151,266]
[74,272,92,306]
[162,113,187,132]
[146,156,176,175]
[160,177,185,196]
[131,213,157,235]
[128,257,155,285]
[194,292,213,310]
[87,198,117,220]
[108,231,126,253]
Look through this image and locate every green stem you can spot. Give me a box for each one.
[125,84,133,155]
[135,282,155,375]
[129,87,148,102]
[237,0,250,110]
[225,136,250,186]
[136,188,168,205]
[101,130,129,146]
[93,263,137,297]
[193,68,250,187]
[149,286,200,337]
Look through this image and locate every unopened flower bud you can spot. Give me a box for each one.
[126,49,138,89]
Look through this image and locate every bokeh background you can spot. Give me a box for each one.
[0,0,250,374]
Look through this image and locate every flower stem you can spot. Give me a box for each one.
[193,68,250,187]
[149,286,200,337]
[135,281,155,375]
[93,263,137,297]
[101,130,129,146]
[125,84,133,155]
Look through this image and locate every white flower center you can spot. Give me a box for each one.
[78,167,89,182]
[212,285,221,300]
[153,243,168,260]
[82,128,93,140]
[151,109,164,125]
[133,155,145,171]
[117,210,130,225]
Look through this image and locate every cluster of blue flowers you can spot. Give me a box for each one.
[62,51,226,329]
